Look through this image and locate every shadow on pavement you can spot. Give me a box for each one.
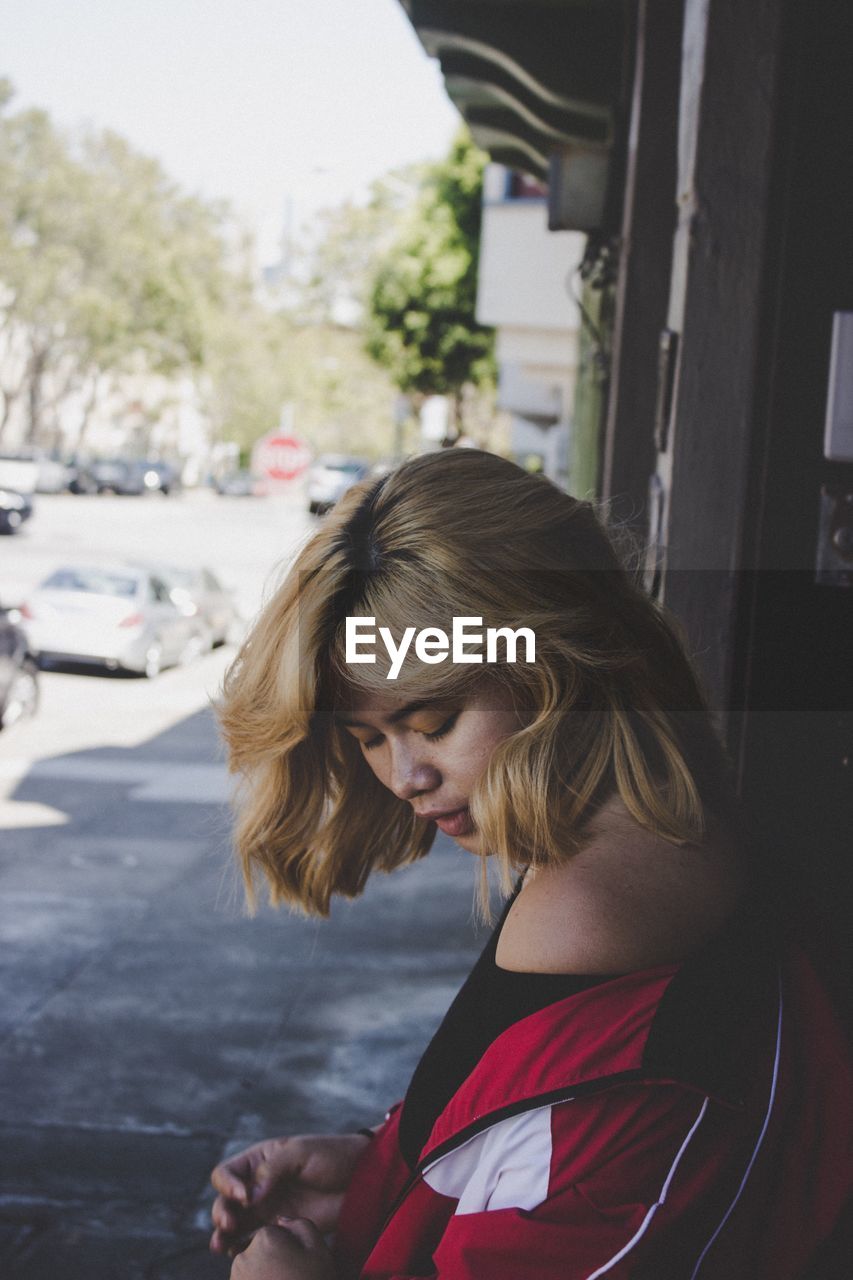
[0,706,488,1278]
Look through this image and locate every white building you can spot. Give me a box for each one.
[476,165,584,488]
[0,320,213,484]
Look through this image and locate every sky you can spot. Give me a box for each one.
[3,0,460,263]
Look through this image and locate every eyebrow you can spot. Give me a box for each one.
[335,699,435,729]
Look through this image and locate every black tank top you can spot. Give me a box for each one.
[398,876,615,1169]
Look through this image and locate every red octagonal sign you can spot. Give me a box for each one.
[252,433,312,483]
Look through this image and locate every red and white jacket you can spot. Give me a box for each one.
[334,910,851,1279]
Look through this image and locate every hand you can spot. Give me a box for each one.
[210,1133,370,1257]
[230,1217,336,1280]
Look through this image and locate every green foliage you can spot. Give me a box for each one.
[294,165,424,328]
[278,324,402,458]
[0,87,240,443]
[201,297,289,454]
[201,295,401,460]
[364,128,495,398]
[0,86,492,460]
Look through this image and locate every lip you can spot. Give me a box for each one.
[418,805,474,837]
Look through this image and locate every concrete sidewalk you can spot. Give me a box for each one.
[0,706,489,1279]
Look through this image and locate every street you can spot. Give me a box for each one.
[1,488,317,765]
[0,492,489,1279]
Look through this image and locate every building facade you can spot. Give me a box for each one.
[476,165,584,487]
[398,0,853,944]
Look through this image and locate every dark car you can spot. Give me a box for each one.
[0,488,34,534]
[90,459,146,495]
[137,460,182,495]
[66,456,100,494]
[214,469,267,497]
[0,607,39,728]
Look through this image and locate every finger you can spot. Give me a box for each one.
[247,1155,288,1204]
[274,1216,324,1250]
[211,1195,239,1232]
[211,1163,250,1205]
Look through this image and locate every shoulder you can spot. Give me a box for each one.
[496,822,747,975]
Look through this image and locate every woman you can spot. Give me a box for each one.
[209,450,850,1279]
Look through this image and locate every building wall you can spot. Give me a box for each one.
[476,166,584,487]
[0,334,212,481]
[477,175,584,331]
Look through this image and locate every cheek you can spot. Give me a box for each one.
[467,710,519,758]
[448,713,519,787]
[447,731,503,783]
[360,748,389,785]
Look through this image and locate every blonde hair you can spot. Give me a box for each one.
[217,449,738,916]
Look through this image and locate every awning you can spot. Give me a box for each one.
[398,0,625,229]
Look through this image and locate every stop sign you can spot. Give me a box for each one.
[252,433,312,482]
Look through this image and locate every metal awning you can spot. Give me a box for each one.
[398,0,625,228]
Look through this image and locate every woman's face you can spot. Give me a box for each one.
[338,684,522,853]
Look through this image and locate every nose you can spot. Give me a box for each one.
[387,742,441,801]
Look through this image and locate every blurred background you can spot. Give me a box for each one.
[0,0,589,712]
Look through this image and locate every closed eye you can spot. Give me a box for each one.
[423,710,460,742]
[361,710,460,752]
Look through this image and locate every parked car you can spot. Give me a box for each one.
[214,469,267,497]
[19,564,207,677]
[0,447,70,494]
[129,562,239,648]
[0,488,34,534]
[137,459,182,495]
[307,455,370,514]
[66,456,100,494]
[0,450,38,495]
[89,458,146,495]
[35,453,72,493]
[0,606,39,729]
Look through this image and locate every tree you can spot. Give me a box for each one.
[56,129,235,449]
[292,165,424,329]
[0,87,233,447]
[201,288,291,456]
[276,322,401,458]
[0,88,499,464]
[0,96,86,440]
[364,128,496,430]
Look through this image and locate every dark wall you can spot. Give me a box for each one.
[731,0,853,932]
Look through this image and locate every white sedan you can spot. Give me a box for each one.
[128,561,241,649]
[20,564,207,678]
